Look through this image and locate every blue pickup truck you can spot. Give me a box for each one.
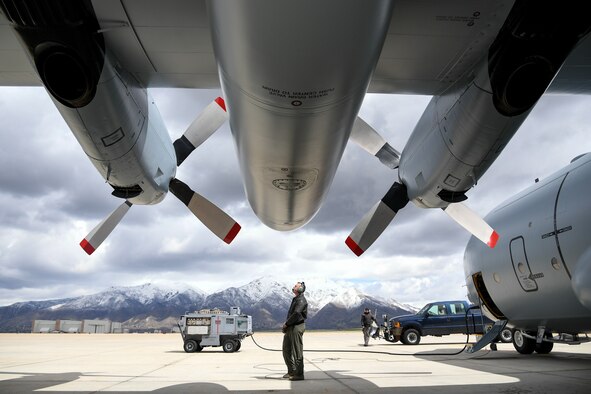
[384,300,512,345]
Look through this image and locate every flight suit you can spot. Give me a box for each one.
[282,293,308,379]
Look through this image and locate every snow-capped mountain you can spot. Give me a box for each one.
[0,277,416,332]
[55,283,207,310]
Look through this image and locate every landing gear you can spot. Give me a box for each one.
[513,330,536,354]
[513,330,553,354]
[535,333,554,354]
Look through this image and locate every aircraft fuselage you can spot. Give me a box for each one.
[464,154,591,333]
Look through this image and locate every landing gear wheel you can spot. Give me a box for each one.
[401,328,421,345]
[499,328,513,343]
[513,330,536,354]
[184,340,198,353]
[222,339,237,353]
[535,333,554,354]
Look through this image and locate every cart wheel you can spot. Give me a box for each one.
[184,340,198,353]
[234,340,241,351]
[222,339,236,353]
[385,333,397,343]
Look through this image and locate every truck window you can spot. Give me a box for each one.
[427,304,446,316]
[450,303,466,315]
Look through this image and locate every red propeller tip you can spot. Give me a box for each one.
[223,223,241,244]
[345,237,364,256]
[487,231,499,248]
[215,97,227,112]
[80,239,95,255]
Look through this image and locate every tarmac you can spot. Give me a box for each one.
[1,331,590,393]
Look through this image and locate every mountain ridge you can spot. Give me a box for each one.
[0,277,417,332]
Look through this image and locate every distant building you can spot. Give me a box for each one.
[31,319,122,333]
[56,320,82,333]
[82,319,111,333]
[31,320,56,333]
[111,321,123,333]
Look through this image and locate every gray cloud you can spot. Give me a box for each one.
[1,86,590,308]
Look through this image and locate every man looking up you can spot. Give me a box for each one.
[282,281,308,381]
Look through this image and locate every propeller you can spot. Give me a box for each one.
[350,117,400,169]
[174,97,228,166]
[443,203,499,248]
[346,116,498,256]
[346,180,498,256]
[80,201,132,255]
[169,178,241,244]
[80,97,240,254]
[345,182,409,256]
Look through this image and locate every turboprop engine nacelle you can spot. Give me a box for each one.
[5,0,176,205]
[2,0,240,255]
[346,1,591,256]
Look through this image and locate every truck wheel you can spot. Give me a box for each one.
[234,340,241,351]
[195,341,203,352]
[222,339,237,353]
[401,329,421,345]
[184,340,198,353]
[499,328,513,343]
[513,330,535,354]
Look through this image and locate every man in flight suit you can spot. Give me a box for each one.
[361,307,377,346]
[282,281,308,381]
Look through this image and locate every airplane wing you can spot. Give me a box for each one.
[2,0,590,93]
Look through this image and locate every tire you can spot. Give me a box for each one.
[499,328,513,343]
[184,340,198,353]
[513,330,536,354]
[234,340,241,351]
[535,333,554,354]
[401,328,421,345]
[222,339,237,353]
[384,333,398,343]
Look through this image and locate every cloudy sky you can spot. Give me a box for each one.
[1,86,590,308]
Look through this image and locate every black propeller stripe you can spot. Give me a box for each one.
[168,178,193,206]
[173,135,196,166]
[381,182,409,212]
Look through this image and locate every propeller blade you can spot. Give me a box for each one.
[346,182,409,256]
[173,97,228,166]
[80,201,132,255]
[443,202,499,248]
[169,178,241,244]
[350,117,400,169]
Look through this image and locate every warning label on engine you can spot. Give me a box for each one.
[261,85,335,100]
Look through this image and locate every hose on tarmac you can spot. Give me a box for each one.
[249,306,496,357]
[250,332,470,357]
